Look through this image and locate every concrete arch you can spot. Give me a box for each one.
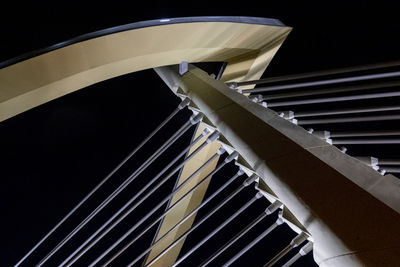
[0,16,291,122]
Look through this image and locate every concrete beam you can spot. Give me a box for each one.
[155,63,400,266]
[144,123,221,266]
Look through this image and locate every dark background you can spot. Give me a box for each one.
[2,1,400,73]
[1,1,399,266]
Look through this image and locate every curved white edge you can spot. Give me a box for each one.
[0,16,286,69]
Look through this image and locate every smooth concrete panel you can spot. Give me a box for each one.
[0,19,290,122]
[145,124,221,266]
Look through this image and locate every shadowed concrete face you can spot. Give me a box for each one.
[155,63,400,266]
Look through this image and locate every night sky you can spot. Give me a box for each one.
[1,1,399,266]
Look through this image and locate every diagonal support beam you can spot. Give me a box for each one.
[144,123,221,266]
[155,63,400,266]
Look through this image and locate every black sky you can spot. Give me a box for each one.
[1,1,399,266]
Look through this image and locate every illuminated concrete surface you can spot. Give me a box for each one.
[0,17,290,122]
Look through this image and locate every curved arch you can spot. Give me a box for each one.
[0,16,290,122]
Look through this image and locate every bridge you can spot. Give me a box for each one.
[1,16,399,266]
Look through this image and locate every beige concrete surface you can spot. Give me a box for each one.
[145,123,221,266]
[0,21,290,122]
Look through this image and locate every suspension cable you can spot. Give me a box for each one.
[37,111,202,266]
[262,80,400,101]
[246,70,400,93]
[86,148,232,267]
[264,232,308,267]
[266,91,400,108]
[63,137,224,266]
[103,169,245,266]
[282,241,313,267]
[293,105,400,118]
[200,201,282,267]
[222,216,284,267]
[172,192,264,266]
[139,173,259,267]
[233,60,400,87]
[13,98,190,267]
[298,114,400,125]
